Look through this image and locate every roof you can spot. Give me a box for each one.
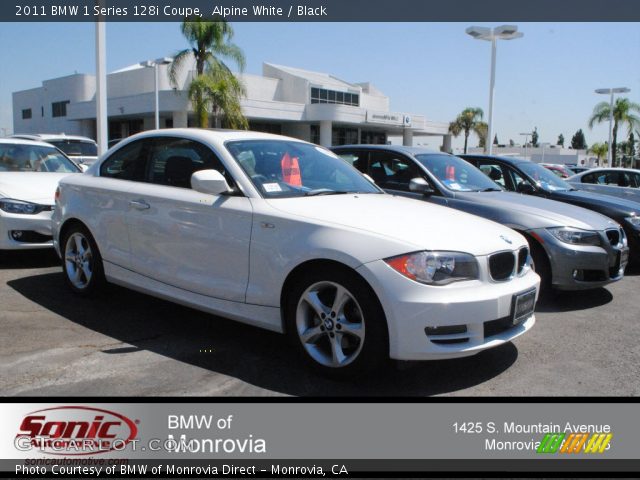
[459,153,530,165]
[0,138,60,148]
[332,144,443,156]
[11,134,97,143]
[573,167,640,174]
[123,128,311,145]
[265,63,358,91]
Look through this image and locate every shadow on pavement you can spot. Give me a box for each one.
[0,250,59,270]
[535,287,613,313]
[8,272,519,397]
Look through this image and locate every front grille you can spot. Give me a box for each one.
[484,316,514,338]
[489,251,515,281]
[517,247,529,274]
[606,229,620,246]
[9,230,52,244]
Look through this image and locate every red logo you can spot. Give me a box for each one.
[16,406,138,455]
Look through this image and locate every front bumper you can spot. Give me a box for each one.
[0,211,54,250]
[356,258,540,361]
[529,228,628,291]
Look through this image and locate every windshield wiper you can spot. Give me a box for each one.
[480,187,502,192]
[304,189,352,196]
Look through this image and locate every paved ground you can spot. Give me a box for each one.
[2,250,639,396]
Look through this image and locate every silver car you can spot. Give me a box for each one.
[568,167,640,204]
[333,145,629,292]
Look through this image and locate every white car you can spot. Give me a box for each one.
[569,167,640,204]
[52,129,540,374]
[11,134,99,166]
[0,139,81,251]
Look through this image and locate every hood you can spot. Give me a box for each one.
[0,172,77,205]
[552,189,640,216]
[454,191,618,230]
[267,193,526,256]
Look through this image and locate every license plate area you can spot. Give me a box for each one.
[512,288,536,326]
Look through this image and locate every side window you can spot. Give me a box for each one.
[508,168,534,192]
[630,172,640,188]
[622,172,637,188]
[336,151,368,174]
[581,172,598,184]
[477,162,508,187]
[146,137,232,190]
[369,151,421,192]
[100,140,148,181]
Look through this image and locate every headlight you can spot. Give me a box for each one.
[385,251,479,285]
[547,227,601,246]
[0,198,40,215]
[625,216,640,230]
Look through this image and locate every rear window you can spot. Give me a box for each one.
[48,140,98,157]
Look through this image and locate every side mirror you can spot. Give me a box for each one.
[191,169,231,195]
[79,164,89,172]
[517,182,535,194]
[409,177,435,195]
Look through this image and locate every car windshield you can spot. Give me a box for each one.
[518,162,573,191]
[415,154,503,192]
[0,144,80,173]
[48,139,98,157]
[226,140,381,198]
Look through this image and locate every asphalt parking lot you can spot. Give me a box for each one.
[2,250,639,397]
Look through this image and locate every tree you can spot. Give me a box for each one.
[557,134,565,147]
[493,134,499,146]
[169,18,247,128]
[589,142,608,166]
[588,97,640,167]
[448,107,485,154]
[531,127,539,148]
[571,129,588,150]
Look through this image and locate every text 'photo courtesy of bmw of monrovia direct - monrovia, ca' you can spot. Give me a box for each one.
[49,129,541,375]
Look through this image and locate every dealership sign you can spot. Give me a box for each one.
[366,110,408,126]
[15,406,138,455]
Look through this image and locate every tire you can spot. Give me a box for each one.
[61,224,105,296]
[529,239,552,295]
[285,266,388,376]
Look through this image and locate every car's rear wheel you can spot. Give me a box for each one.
[62,225,105,295]
[285,267,388,376]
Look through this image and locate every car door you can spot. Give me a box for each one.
[97,138,151,267]
[126,136,253,302]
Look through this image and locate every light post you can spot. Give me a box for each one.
[466,25,523,155]
[595,87,630,168]
[520,132,531,160]
[140,57,173,130]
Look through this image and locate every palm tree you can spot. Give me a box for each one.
[169,18,247,128]
[449,108,485,153]
[588,98,640,167]
[589,142,608,166]
[189,73,248,129]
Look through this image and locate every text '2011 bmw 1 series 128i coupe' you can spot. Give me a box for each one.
[52,129,539,375]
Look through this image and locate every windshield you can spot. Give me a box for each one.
[415,154,503,192]
[518,162,572,191]
[0,144,80,173]
[48,139,98,157]
[226,140,381,198]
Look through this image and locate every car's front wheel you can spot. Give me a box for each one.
[62,224,105,296]
[286,267,388,376]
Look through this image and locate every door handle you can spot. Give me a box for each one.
[129,199,150,210]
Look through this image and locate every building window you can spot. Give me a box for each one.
[52,100,70,118]
[248,122,282,135]
[310,87,359,106]
[21,109,32,120]
[332,127,359,146]
[361,130,387,145]
[310,125,320,145]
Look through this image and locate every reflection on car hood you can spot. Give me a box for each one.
[454,191,619,230]
[550,188,640,216]
[0,172,76,205]
[267,193,526,256]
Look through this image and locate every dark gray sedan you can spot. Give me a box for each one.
[333,145,628,292]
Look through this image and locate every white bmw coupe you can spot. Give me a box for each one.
[0,138,80,251]
[52,129,539,374]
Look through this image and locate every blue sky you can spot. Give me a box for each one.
[0,22,638,150]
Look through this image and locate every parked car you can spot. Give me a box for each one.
[11,134,98,166]
[540,163,573,178]
[53,129,539,375]
[0,139,81,251]
[333,145,628,292]
[568,167,640,204]
[460,154,640,264]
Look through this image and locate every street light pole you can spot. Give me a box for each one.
[95,2,108,155]
[520,132,530,160]
[595,87,630,168]
[466,25,523,156]
[140,57,173,131]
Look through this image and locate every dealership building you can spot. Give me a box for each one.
[12,61,451,149]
